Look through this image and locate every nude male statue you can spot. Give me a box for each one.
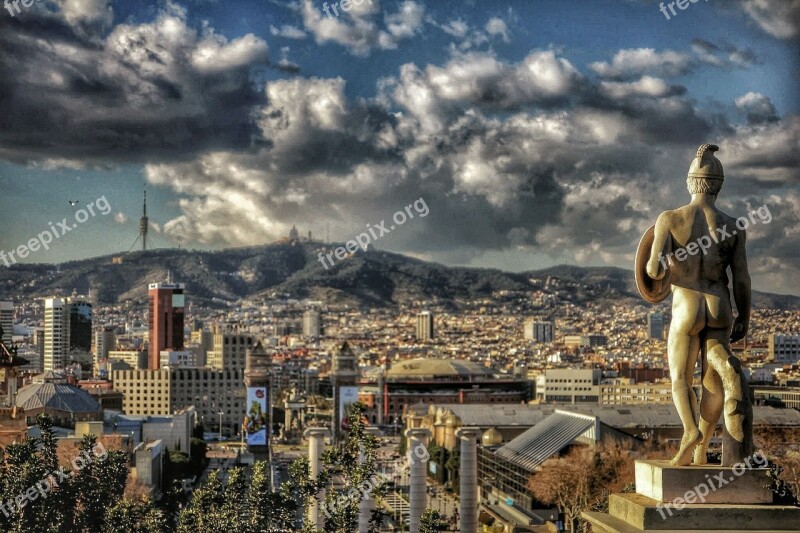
[641,144,753,467]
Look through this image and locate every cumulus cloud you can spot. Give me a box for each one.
[735,92,779,124]
[740,0,800,39]
[114,212,128,224]
[300,0,424,56]
[0,1,269,165]
[485,17,510,43]
[590,48,693,79]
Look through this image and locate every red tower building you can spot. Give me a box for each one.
[147,282,185,370]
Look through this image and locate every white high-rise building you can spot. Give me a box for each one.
[524,318,554,343]
[44,298,67,372]
[44,296,92,372]
[303,310,322,338]
[416,311,434,341]
[0,301,13,345]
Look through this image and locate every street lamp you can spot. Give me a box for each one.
[218,411,224,441]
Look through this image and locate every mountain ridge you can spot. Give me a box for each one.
[1,242,796,309]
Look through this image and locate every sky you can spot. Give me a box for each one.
[0,0,798,294]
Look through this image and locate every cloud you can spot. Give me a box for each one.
[485,17,510,43]
[735,92,779,124]
[739,0,800,39]
[300,0,424,56]
[114,212,129,224]
[0,1,270,165]
[691,39,757,69]
[270,24,308,39]
[590,48,693,79]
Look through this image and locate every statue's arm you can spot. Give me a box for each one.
[730,229,751,342]
[646,212,672,280]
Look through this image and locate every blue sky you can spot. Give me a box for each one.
[0,0,798,293]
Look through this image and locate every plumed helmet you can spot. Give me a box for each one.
[688,144,724,179]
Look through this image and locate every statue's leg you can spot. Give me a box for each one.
[705,336,753,466]
[668,324,702,466]
[693,342,723,465]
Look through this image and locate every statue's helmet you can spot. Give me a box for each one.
[688,144,724,179]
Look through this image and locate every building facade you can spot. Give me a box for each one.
[769,333,800,364]
[415,311,434,341]
[147,283,185,370]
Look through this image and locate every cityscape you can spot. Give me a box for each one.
[1,0,799,532]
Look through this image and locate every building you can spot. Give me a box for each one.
[93,326,116,370]
[44,297,92,372]
[206,325,256,371]
[147,283,185,370]
[0,301,13,345]
[108,350,147,370]
[159,350,199,368]
[331,341,359,439]
[599,378,673,405]
[769,333,800,364]
[524,318,554,343]
[563,334,607,349]
[478,410,639,530]
[647,312,665,340]
[539,368,602,404]
[415,311,434,341]
[112,367,245,437]
[302,310,322,338]
[244,342,271,456]
[15,371,102,426]
[374,358,530,425]
[133,440,163,489]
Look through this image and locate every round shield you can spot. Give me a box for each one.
[635,225,671,304]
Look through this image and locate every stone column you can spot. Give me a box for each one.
[304,428,328,529]
[456,427,481,533]
[358,427,383,533]
[404,428,431,533]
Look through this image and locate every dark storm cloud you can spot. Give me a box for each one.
[0,3,269,166]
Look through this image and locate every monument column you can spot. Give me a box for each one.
[304,427,328,528]
[405,428,431,533]
[456,427,481,533]
[358,427,383,533]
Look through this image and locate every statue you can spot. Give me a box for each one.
[636,144,753,467]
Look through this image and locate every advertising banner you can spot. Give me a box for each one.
[245,386,268,446]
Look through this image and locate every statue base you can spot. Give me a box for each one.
[582,460,800,532]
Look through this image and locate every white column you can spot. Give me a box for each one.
[304,428,329,529]
[404,428,431,533]
[456,427,481,533]
[358,427,383,533]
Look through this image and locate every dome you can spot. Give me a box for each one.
[385,358,493,379]
[482,427,503,446]
[16,382,101,414]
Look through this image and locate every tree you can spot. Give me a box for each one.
[316,402,387,533]
[419,508,446,532]
[102,497,168,532]
[528,442,636,532]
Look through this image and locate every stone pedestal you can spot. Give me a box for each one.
[582,459,800,533]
